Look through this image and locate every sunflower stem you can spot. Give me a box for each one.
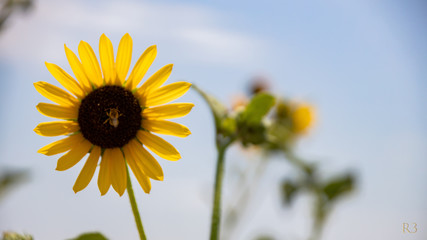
[209,139,232,240]
[126,166,147,240]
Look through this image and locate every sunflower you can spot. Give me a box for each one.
[291,103,314,134]
[34,33,193,196]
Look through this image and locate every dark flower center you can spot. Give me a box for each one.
[78,85,142,149]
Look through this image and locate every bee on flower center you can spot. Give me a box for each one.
[103,108,123,128]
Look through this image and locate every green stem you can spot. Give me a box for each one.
[209,142,229,240]
[126,166,147,240]
[284,151,313,176]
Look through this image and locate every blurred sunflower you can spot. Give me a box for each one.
[291,103,314,134]
[34,33,193,196]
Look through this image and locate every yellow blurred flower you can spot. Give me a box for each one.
[291,104,314,134]
[34,33,193,196]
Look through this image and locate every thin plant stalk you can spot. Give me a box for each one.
[209,139,233,240]
[126,166,147,240]
[192,84,235,240]
[223,156,268,240]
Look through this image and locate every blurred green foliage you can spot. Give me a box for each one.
[0,169,29,201]
[281,179,300,205]
[192,85,228,133]
[194,83,356,240]
[255,236,275,240]
[69,232,108,240]
[237,93,275,146]
[0,0,33,32]
[239,93,275,126]
[0,1,34,238]
[323,174,355,201]
[1,232,32,240]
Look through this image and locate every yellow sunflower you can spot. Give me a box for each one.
[34,33,193,196]
[291,103,314,134]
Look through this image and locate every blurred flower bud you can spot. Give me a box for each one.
[275,101,291,120]
[220,117,237,137]
[249,76,270,95]
[291,104,314,134]
[231,94,249,113]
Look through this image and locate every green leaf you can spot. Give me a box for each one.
[281,180,299,206]
[69,232,108,240]
[0,169,29,200]
[192,84,228,129]
[235,93,275,146]
[323,174,355,201]
[240,93,275,125]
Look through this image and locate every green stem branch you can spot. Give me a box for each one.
[127,166,147,240]
[209,141,231,240]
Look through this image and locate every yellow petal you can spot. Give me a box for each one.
[98,149,112,195]
[34,81,79,107]
[137,64,173,96]
[99,34,116,85]
[116,33,133,84]
[36,103,78,119]
[143,119,191,138]
[109,148,127,196]
[64,44,92,93]
[73,146,101,193]
[56,139,92,171]
[78,40,103,87]
[45,62,85,99]
[123,139,163,181]
[37,133,84,156]
[137,131,181,161]
[123,144,152,193]
[34,121,79,137]
[143,82,192,107]
[143,103,194,120]
[125,45,157,90]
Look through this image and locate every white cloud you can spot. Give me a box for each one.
[0,0,267,68]
[175,27,263,66]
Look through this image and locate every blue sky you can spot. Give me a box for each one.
[0,0,426,239]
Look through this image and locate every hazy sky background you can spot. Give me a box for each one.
[0,0,426,239]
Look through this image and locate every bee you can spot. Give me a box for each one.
[103,108,122,128]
